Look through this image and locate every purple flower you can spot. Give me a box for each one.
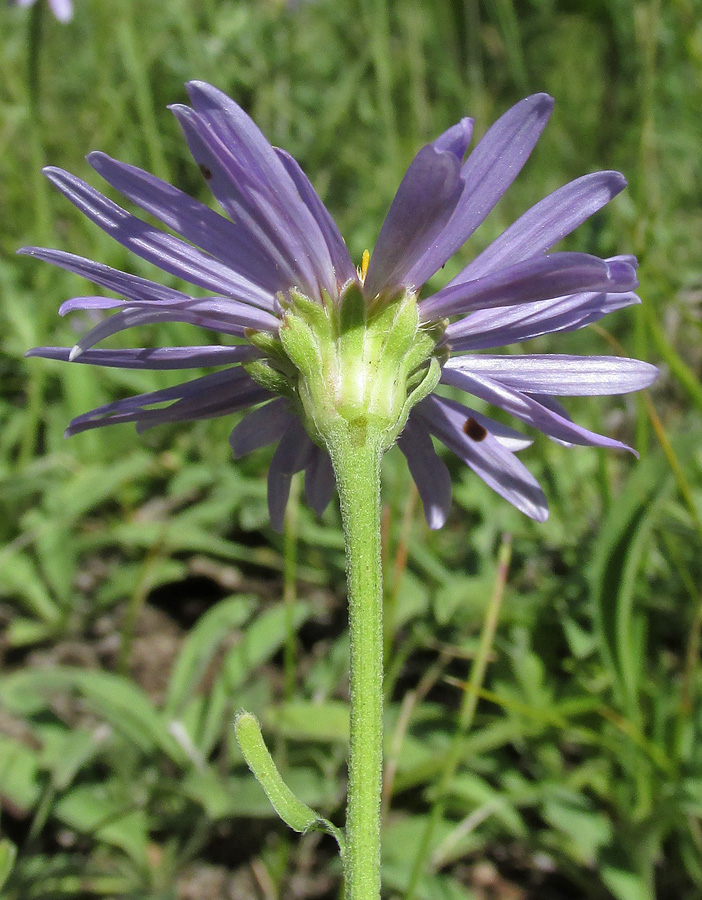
[13,0,73,22]
[25,83,657,531]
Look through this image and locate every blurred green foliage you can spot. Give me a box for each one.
[1,0,702,897]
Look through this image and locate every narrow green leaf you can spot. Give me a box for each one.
[49,729,106,792]
[542,797,613,864]
[234,711,344,853]
[645,303,702,413]
[0,734,42,811]
[0,669,186,765]
[0,839,17,891]
[221,601,311,692]
[164,595,256,717]
[602,864,654,900]
[0,552,62,624]
[592,450,673,714]
[54,786,149,867]
[4,617,62,648]
[185,600,312,757]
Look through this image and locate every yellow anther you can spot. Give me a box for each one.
[360,249,370,284]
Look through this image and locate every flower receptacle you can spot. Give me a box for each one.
[267,284,442,454]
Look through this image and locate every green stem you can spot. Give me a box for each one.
[329,426,384,900]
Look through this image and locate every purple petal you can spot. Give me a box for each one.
[66,301,274,360]
[440,367,635,453]
[397,417,452,529]
[435,396,532,451]
[304,447,336,517]
[17,247,190,303]
[364,144,464,296]
[414,395,548,521]
[229,399,296,458]
[59,293,279,335]
[65,368,268,435]
[525,394,577,447]
[135,383,270,432]
[97,390,269,435]
[42,168,275,309]
[444,355,659,395]
[420,252,637,320]
[445,291,640,351]
[70,308,249,354]
[448,172,627,285]
[27,344,257,370]
[115,295,278,328]
[274,148,357,291]
[267,420,317,532]
[88,152,290,298]
[608,254,638,268]
[408,94,554,284]
[58,296,125,315]
[432,118,474,157]
[169,105,313,295]
[180,82,336,299]
[70,367,252,417]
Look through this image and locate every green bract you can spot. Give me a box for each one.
[246,284,444,455]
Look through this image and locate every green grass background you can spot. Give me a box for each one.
[1,0,702,898]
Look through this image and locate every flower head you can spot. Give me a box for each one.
[13,0,73,23]
[25,83,657,530]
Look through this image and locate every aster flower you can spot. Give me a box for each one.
[12,0,73,23]
[25,82,656,531]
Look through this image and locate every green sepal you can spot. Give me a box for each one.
[244,359,297,399]
[279,312,322,379]
[235,712,345,855]
[406,365,427,394]
[382,289,420,352]
[362,289,413,371]
[434,345,450,368]
[338,281,367,337]
[244,285,444,454]
[287,287,330,333]
[422,317,449,343]
[333,283,375,421]
[402,331,436,375]
[245,330,294,372]
[401,356,442,421]
[415,355,441,401]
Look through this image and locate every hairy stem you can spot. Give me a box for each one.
[329,425,384,900]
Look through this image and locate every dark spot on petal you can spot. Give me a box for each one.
[463,417,487,441]
[199,163,213,180]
